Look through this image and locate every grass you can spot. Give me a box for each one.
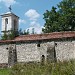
[0,69,9,75]
[9,60,75,75]
[0,60,75,75]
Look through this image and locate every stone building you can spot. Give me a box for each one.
[0,31,75,67]
[0,11,75,67]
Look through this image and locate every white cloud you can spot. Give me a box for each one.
[26,21,43,34]
[19,19,26,25]
[25,9,42,34]
[0,0,16,7]
[30,21,38,26]
[26,26,43,34]
[25,9,40,21]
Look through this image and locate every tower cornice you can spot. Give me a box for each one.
[0,12,19,18]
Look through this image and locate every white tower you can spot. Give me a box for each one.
[1,8,19,34]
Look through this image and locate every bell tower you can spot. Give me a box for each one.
[1,6,19,34]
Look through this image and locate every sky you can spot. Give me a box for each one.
[0,0,62,34]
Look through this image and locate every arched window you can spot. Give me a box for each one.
[5,18,8,31]
[5,18,8,24]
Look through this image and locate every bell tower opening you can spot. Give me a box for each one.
[5,18,8,31]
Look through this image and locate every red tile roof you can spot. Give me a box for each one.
[0,31,75,43]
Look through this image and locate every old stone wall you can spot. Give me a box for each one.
[16,43,41,62]
[55,41,75,61]
[0,44,17,67]
[0,40,75,66]
[0,44,8,64]
[16,41,55,63]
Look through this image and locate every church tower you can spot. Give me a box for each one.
[1,6,19,34]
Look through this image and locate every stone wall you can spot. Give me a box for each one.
[55,41,75,61]
[0,44,8,64]
[16,43,41,62]
[0,40,75,66]
[16,41,55,63]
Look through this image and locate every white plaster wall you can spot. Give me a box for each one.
[1,14,19,32]
[2,16,12,31]
[12,15,19,31]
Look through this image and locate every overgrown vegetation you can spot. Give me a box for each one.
[8,60,75,75]
[0,60,75,75]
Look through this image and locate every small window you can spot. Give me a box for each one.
[55,43,57,46]
[6,47,8,50]
[41,55,45,65]
[37,44,40,47]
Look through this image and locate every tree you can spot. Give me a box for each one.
[1,30,19,40]
[1,29,29,40]
[42,0,75,33]
[18,28,29,35]
[23,30,29,35]
[18,28,23,35]
[8,31,17,40]
[32,28,35,34]
[42,7,60,33]
[1,32,8,40]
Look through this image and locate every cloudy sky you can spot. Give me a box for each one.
[0,0,62,34]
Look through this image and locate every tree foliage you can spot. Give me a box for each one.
[19,28,29,35]
[1,29,29,40]
[1,31,18,40]
[42,0,75,33]
[1,32,8,40]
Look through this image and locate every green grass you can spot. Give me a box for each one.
[0,60,75,75]
[0,69,9,75]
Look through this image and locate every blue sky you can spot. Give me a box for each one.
[0,0,62,34]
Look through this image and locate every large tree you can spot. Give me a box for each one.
[42,0,75,33]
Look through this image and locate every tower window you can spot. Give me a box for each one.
[5,18,8,31]
[5,18,8,24]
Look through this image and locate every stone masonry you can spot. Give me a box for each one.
[0,31,75,67]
